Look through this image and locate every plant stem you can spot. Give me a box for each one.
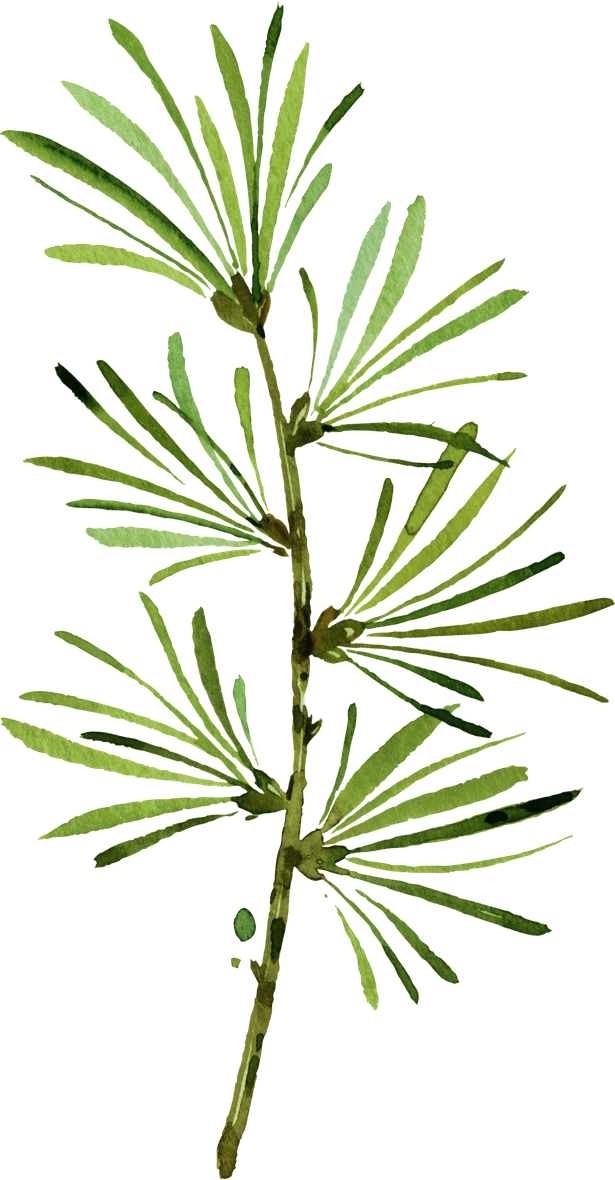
[216,335,313,1178]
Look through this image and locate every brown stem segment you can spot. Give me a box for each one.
[216,336,313,1178]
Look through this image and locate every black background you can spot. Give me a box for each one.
[1,4,604,1175]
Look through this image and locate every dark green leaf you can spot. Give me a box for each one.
[317,442,454,469]
[334,906,379,1009]
[328,372,527,423]
[80,731,242,782]
[327,880,418,1003]
[192,606,252,767]
[19,690,206,748]
[234,908,256,941]
[251,5,285,298]
[259,42,310,288]
[357,890,458,983]
[323,420,507,466]
[286,82,364,203]
[150,547,257,586]
[319,703,358,825]
[42,796,230,838]
[374,598,614,639]
[95,812,229,867]
[353,649,484,700]
[46,244,206,297]
[299,267,318,390]
[346,656,491,740]
[339,479,393,615]
[268,164,332,290]
[67,499,259,542]
[348,836,571,874]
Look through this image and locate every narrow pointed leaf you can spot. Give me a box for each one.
[299,267,318,390]
[315,203,390,405]
[393,486,567,611]
[354,790,581,853]
[370,637,609,698]
[28,171,216,287]
[327,880,418,1003]
[335,907,379,1009]
[150,547,257,586]
[195,96,247,271]
[344,870,551,936]
[345,289,528,402]
[329,196,426,402]
[332,733,521,834]
[50,618,250,774]
[192,607,252,767]
[42,796,231,839]
[259,42,309,288]
[46,244,206,297]
[62,81,232,274]
[335,765,528,843]
[95,812,229,867]
[70,499,258,542]
[318,442,454,469]
[2,131,235,296]
[138,592,238,762]
[332,258,506,399]
[252,5,285,299]
[329,372,527,423]
[210,26,254,209]
[54,363,179,481]
[19,690,206,748]
[375,598,614,639]
[79,731,241,782]
[108,20,236,267]
[2,718,226,787]
[87,527,250,549]
[347,656,491,740]
[340,479,393,614]
[233,367,268,507]
[348,837,571,874]
[233,676,258,761]
[287,82,364,203]
[323,420,506,465]
[269,164,332,290]
[360,452,510,613]
[319,703,358,825]
[167,334,259,515]
[357,890,458,983]
[354,649,484,700]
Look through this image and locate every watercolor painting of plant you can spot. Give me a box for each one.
[1,3,612,1179]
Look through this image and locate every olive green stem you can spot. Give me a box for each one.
[216,334,313,1178]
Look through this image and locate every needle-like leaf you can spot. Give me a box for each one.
[323,421,506,466]
[357,890,458,984]
[339,479,393,615]
[334,906,379,1009]
[46,244,206,297]
[259,42,309,289]
[319,703,358,825]
[268,164,331,290]
[373,598,614,639]
[19,690,207,748]
[251,5,284,299]
[328,372,527,423]
[233,367,268,509]
[317,442,454,470]
[210,25,255,211]
[348,836,571,874]
[286,82,364,203]
[2,131,235,296]
[195,96,246,272]
[94,812,230,868]
[87,527,251,549]
[346,656,491,740]
[299,267,318,390]
[80,731,242,782]
[192,607,253,768]
[70,499,259,542]
[62,81,233,274]
[150,547,257,586]
[233,676,258,762]
[353,649,484,700]
[327,880,418,1003]
[42,797,231,839]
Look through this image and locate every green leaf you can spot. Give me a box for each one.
[317,442,454,470]
[192,606,252,767]
[299,267,318,390]
[343,289,528,402]
[375,632,609,703]
[19,690,206,748]
[62,81,232,275]
[319,703,358,825]
[233,367,268,508]
[2,718,227,787]
[259,42,309,288]
[328,372,527,423]
[332,733,521,835]
[339,479,393,615]
[45,244,206,297]
[286,82,364,204]
[70,499,258,542]
[344,869,550,936]
[87,527,251,550]
[327,258,506,403]
[234,907,257,942]
[348,837,571,874]
[108,20,237,269]
[252,5,285,299]
[357,890,458,984]
[2,130,235,297]
[353,649,484,700]
[42,796,230,838]
[95,812,229,868]
[268,164,332,291]
[210,26,255,211]
[359,452,510,613]
[315,203,391,406]
[326,196,426,406]
[79,731,242,783]
[233,676,258,762]
[334,764,528,843]
[167,334,261,516]
[334,906,379,1009]
[323,420,506,466]
[138,592,239,763]
[149,547,257,586]
[353,790,581,853]
[195,96,247,272]
[28,171,217,290]
[394,485,567,611]
[54,363,179,481]
[346,656,491,741]
[328,880,418,1003]
[375,598,614,639]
